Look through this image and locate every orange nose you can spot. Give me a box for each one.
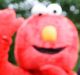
[41,25,57,42]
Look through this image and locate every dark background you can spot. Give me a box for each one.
[0,0,79,72]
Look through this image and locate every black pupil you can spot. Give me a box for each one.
[38,13,42,16]
[53,10,57,13]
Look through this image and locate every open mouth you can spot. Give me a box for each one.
[33,45,65,54]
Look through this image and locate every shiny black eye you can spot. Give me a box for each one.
[53,10,57,13]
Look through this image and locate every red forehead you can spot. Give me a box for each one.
[26,15,76,29]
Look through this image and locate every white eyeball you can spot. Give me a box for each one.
[47,3,62,15]
[31,4,47,15]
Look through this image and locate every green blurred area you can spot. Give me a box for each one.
[0,0,79,72]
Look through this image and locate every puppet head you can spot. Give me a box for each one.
[14,4,79,71]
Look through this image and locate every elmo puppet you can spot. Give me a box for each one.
[0,3,79,75]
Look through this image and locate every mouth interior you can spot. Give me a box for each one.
[33,46,65,54]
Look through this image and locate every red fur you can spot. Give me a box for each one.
[0,10,79,75]
[15,15,79,75]
[0,9,31,75]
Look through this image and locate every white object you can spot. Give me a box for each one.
[47,3,62,15]
[31,4,47,15]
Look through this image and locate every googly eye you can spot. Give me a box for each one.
[47,3,62,15]
[31,4,47,15]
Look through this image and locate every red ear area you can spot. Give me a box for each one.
[0,8,24,37]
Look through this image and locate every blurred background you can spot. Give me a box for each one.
[0,0,80,72]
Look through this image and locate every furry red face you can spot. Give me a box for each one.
[15,14,78,71]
